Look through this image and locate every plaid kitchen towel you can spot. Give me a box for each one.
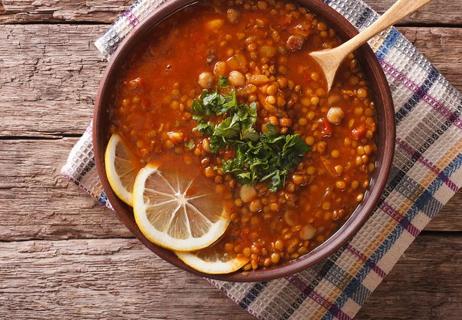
[62,0,462,319]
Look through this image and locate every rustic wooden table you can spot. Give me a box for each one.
[0,1,461,319]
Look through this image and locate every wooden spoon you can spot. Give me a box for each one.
[310,0,432,92]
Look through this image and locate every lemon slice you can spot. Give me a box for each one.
[133,163,230,252]
[105,134,138,206]
[176,250,249,274]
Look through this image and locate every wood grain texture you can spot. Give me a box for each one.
[0,238,252,320]
[370,0,462,26]
[0,0,460,25]
[0,138,131,241]
[0,0,131,24]
[0,25,461,138]
[1,138,460,242]
[0,25,107,137]
[0,234,460,320]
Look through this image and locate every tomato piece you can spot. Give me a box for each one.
[352,125,366,140]
[321,118,333,137]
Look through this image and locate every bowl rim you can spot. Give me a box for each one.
[93,0,395,282]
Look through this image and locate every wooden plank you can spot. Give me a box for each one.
[369,0,462,26]
[0,0,461,25]
[358,233,462,320]
[0,238,252,320]
[0,138,131,241]
[0,234,460,320]
[1,25,461,137]
[0,138,460,242]
[0,25,107,137]
[0,0,131,24]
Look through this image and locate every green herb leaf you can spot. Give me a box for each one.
[184,140,196,150]
[218,76,229,88]
[222,133,309,191]
[191,90,310,191]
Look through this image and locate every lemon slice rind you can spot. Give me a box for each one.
[105,134,136,206]
[176,251,249,274]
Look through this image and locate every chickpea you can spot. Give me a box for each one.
[317,22,328,31]
[310,72,320,81]
[166,131,184,144]
[326,107,345,125]
[206,19,224,31]
[227,8,239,24]
[357,88,368,98]
[306,166,316,175]
[334,165,344,175]
[215,184,225,194]
[271,253,281,264]
[305,136,315,145]
[335,180,346,190]
[200,157,210,167]
[266,95,276,105]
[249,200,262,213]
[213,61,227,76]
[277,95,286,107]
[331,149,340,158]
[259,45,277,58]
[316,141,327,154]
[277,77,288,88]
[204,166,215,178]
[198,72,214,89]
[249,74,270,85]
[268,116,279,126]
[368,163,376,172]
[310,96,320,106]
[280,117,292,127]
[164,140,175,149]
[270,202,279,212]
[228,71,246,87]
[274,240,284,251]
[240,184,257,203]
[266,84,278,96]
[299,224,317,240]
[292,174,305,185]
[226,243,238,254]
[201,138,211,153]
[301,97,311,107]
[327,94,341,106]
[257,1,268,10]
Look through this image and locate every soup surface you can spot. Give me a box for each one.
[109,0,377,272]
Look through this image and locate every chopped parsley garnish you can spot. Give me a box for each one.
[192,90,309,191]
[192,90,258,152]
[184,139,196,150]
[218,76,229,88]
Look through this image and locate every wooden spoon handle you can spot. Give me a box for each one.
[339,0,432,53]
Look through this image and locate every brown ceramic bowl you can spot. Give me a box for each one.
[93,0,395,282]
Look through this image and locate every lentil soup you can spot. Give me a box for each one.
[109,0,378,273]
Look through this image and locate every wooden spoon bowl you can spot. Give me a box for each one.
[93,0,395,282]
